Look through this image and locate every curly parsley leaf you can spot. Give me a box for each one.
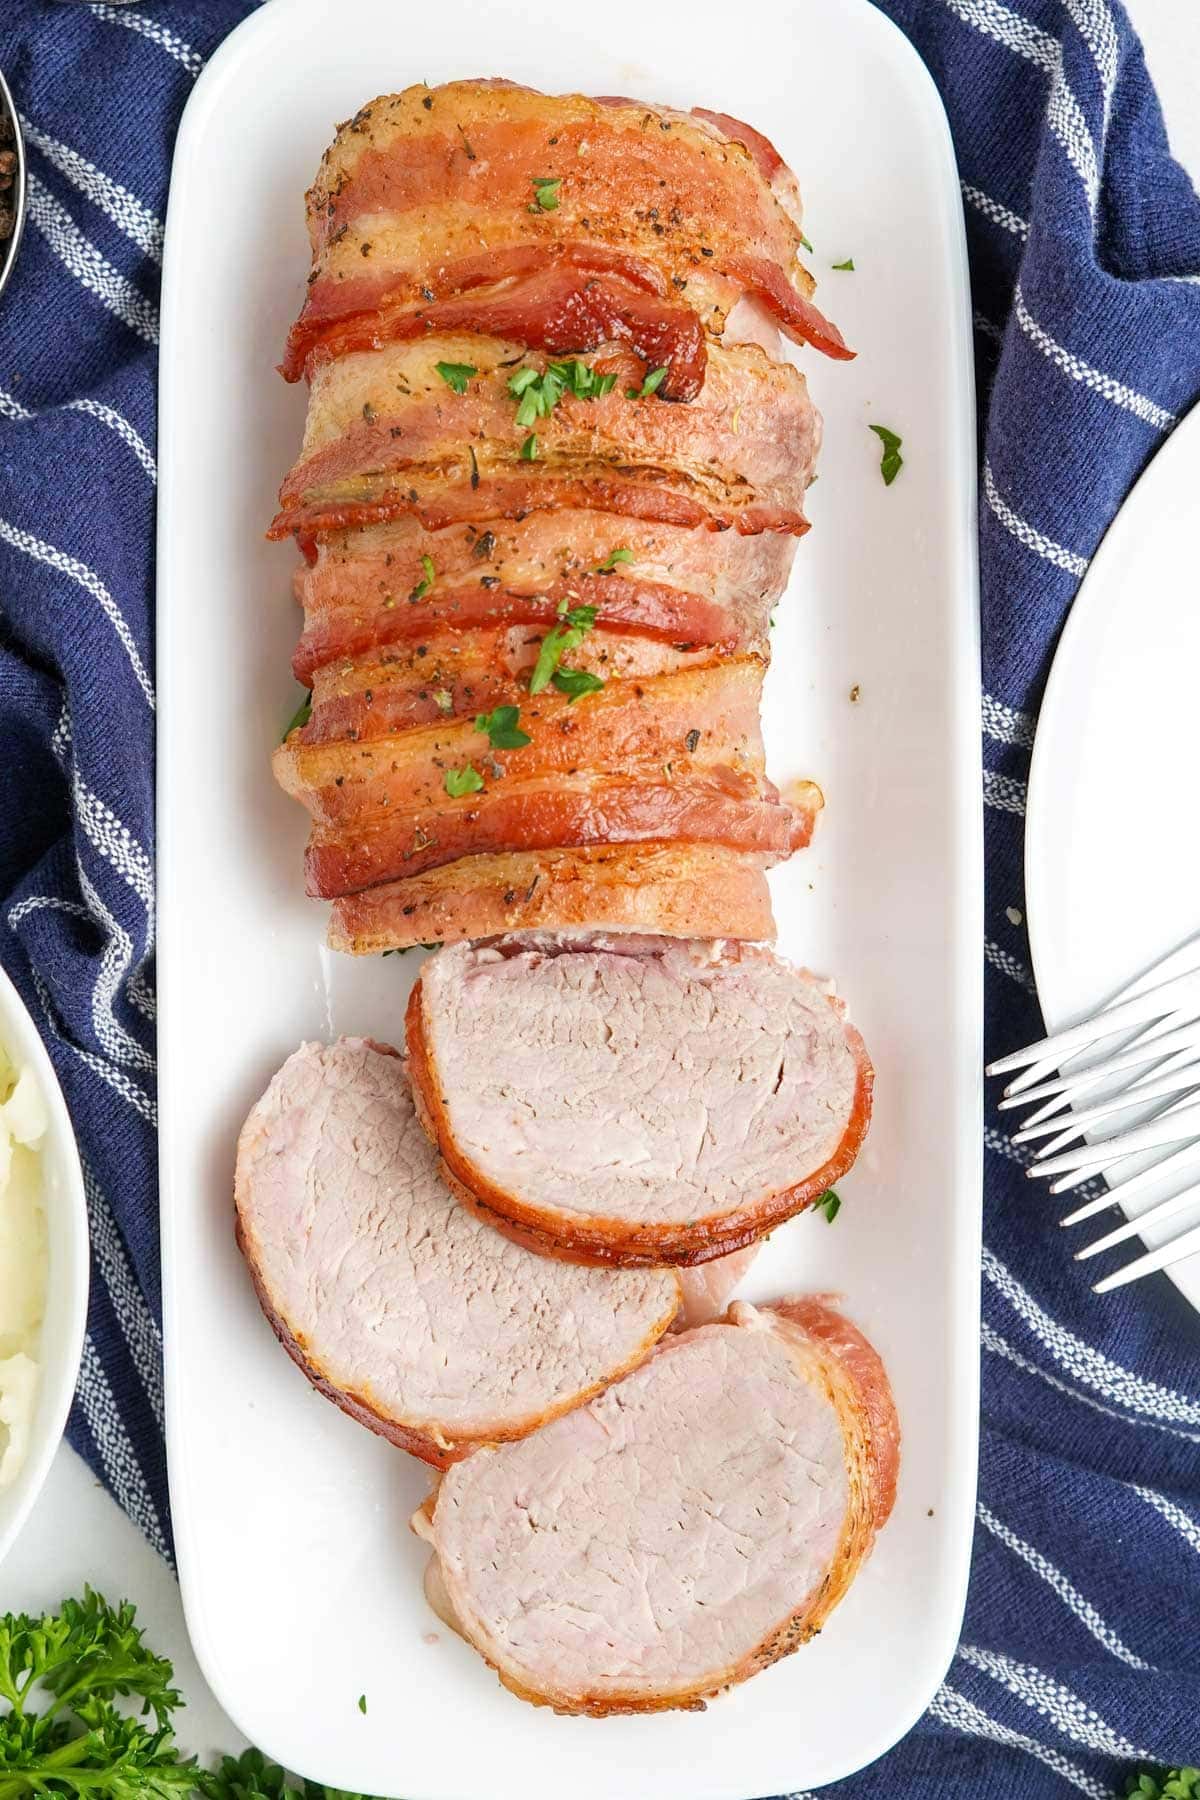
[551,668,605,703]
[475,706,531,750]
[594,547,633,573]
[868,424,903,486]
[624,366,668,401]
[409,554,436,602]
[444,763,484,798]
[1124,1773,1200,1800]
[529,601,599,697]
[434,361,476,395]
[282,692,312,739]
[529,176,561,211]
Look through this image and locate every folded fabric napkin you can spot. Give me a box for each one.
[0,1,1197,1792]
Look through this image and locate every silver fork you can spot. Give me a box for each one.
[986,935,1200,1292]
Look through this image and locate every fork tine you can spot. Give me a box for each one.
[1076,1180,1200,1260]
[1000,1013,1200,1107]
[1092,1216,1200,1293]
[1058,1134,1200,1223]
[987,969,1200,1078]
[1013,1062,1200,1146]
[1026,1098,1200,1178]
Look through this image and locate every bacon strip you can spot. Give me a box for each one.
[287,82,851,370]
[288,261,706,398]
[327,844,777,953]
[271,334,819,544]
[292,513,793,684]
[302,778,806,897]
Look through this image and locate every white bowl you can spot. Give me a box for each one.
[0,961,89,1567]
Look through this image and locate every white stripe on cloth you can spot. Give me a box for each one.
[957,1643,1155,1760]
[977,1502,1151,1668]
[984,460,1091,577]
[29,966,157,1127]
[25,174,159,345]
[76,1334,170,1559]
[127,967,157,1022]
[0,385,155,480]
[985,938,1036,993]
[81,1156,164,1430]
[940,0,1100,207]
[984,767,1028,815]
[982,1319,1200,1443]
[6,886,154,1074]
[1014,285,1176,429]
[1132,1483,1200,1556]
[77,867,156,1073]
[1062,0,1120,121]
[983,692,1035,747]
[928,1684,1110,1798]
[961,180,1030,239]
[86,4,203,76]
[984,1246,1200,1425]
[20,117,164,262]
[0,515,155,708]
[50,703,156,925]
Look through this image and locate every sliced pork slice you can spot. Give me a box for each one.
[415,1296,897,1714]
[408,933,871,1265]
[275,660,819,897]
[268,333,819,543]
[675,1243,761,1330]
[291,513,793,687]
[235,1038,679,1466]
[327,844,776,953]
[282,82,850,383]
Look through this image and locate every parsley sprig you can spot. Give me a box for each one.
[444,764,484,798]
[434,361,476,394]
[529,601,604,702]
[508,360,617,429]
[869,424,903,486]
[0,1592,377,1800]
[475,706,531,749]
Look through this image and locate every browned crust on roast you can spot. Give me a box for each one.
[328,844,776,952]
[405,982,875,1268]
[233,1051,681,1466]
[418,1301,884,1714]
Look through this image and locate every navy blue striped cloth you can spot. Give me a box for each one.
[0,1,1198,1792]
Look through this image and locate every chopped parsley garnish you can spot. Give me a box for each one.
[282,691,312,738]
[594,546,634,573]
[529,600,599,697]
[357,1695,367,1715]
[625,365,668,401]
[530,176,562,211]
[520,432,539,460]
[832,257,855,271]
[551,667,605,702]
[434,361,477,394]
[812,1188,842,1224]
[508,359,617,428]
[868,424,903,486]
[799,231,813,252]
[409,554,436,601]
[444,763,484,797]
[475,705,531,749]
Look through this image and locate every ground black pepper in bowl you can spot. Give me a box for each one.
[0,65,26,302]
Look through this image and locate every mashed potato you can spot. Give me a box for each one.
[0,1051,48,1488]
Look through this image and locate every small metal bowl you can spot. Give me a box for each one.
[0,65,26,308]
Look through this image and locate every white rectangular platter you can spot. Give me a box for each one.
[158,2,981,1793]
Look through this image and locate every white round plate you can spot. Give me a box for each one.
[1026,400,1200,1310]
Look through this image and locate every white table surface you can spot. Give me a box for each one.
[6,0,1198,1775]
